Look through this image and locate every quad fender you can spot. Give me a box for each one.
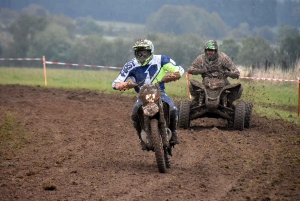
[222,83,243,102]
[189,79,206,98]
[189,79,205,90]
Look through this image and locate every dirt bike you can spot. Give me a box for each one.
[116,81,174,173]
[178,71,253,131]
[136,83,174,173]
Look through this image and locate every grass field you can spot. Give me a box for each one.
[0,67,299,124]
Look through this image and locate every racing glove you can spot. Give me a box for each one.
[224,71,239,79]
[160,72,181,83]
[115,81,138,90]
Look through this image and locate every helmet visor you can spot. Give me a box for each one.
[135,50,151,64]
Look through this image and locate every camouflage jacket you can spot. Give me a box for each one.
[187,52,240,81]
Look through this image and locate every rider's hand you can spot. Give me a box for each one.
[224,71,239,79]
[223,71,230,76]
[126,81,138,88]
[115,81,138,90]
[187,66,207,75]
[160,72,181,83]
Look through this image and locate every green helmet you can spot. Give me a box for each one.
[133,39,154,66]
[204,40,218,61]
[205,40,218,51]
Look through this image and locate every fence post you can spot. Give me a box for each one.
[186,72,191,100]
[298,77,300,117]
[43,56,47,86]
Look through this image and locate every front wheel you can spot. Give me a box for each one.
[233,101,246,131]
[150,119,167,173]
[178,100,190,129]
[243,100,253,129]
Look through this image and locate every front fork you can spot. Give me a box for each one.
[158,99,170,148]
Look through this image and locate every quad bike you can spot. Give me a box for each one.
[178,72,253,131]
[135,83,173,173]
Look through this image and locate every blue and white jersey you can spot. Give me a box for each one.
[112,55,184,93]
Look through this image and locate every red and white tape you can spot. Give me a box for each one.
[0,58,42,61]
[240,76,300,83]
[45,61,122,70]
[1,58,299,81]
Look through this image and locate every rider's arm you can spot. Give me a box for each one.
[160,63,184,83]
[112,60,136,90]
[221,53,240,79]
[153,55,184,83]
[187,55,207,75]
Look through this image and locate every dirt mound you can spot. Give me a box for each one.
[0,84,299,201]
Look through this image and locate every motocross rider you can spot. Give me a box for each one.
[187,40,240,105]
[112,39,185,150]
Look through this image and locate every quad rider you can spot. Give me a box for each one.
[112,39,184,150]
[187,40,241,106]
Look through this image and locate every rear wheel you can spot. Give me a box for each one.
[150,119,167,173]
[244,101,253,129]
[233,101,245,131]
[178,100,190,129]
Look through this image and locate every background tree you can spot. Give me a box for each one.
[50,14,76,38]
[70,36,133,67]
[76,17,105,36]
[227,23,250,41]
[0,32,13,57]
[0,8,18,27]
[237,36,275,68]
[146,5,228,39]
[7,14,48,57]
[252,26,275,42]
[147,33,205,69]
[279,33,300,66]
[219,38,240,61]
[274,24,299,43]
[27,23,73,62]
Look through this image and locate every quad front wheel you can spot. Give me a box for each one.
[178,100,190,129]
[233,101,246,131]
[243,100,253,129]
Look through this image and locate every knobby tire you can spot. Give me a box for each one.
[150,119,167,173]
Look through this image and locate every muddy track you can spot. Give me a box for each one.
[0,85,299,201]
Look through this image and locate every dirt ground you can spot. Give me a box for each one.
[0,84,299,201]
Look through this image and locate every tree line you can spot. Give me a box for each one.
[0,7,299,71]
[6,0,300,29]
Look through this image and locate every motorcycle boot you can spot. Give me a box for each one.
[170,130,180,146]
[169,115,180,146]
[133,121,147,150]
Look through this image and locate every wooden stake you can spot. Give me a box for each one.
[298,77,300,117]
[43,56,47,86]
[186,72,191,100]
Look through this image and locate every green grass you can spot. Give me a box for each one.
[0,67,299,124]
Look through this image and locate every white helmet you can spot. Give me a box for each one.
[132,39,154,66]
